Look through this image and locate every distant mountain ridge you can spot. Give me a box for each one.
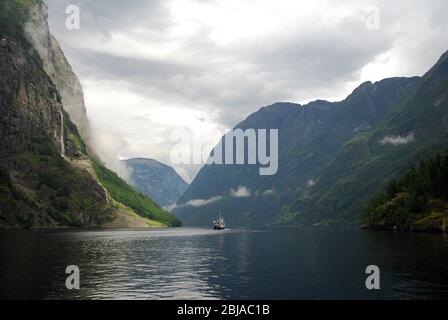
[174,50,448,226]
[123,158,189,208]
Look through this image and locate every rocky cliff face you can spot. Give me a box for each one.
[0,0,180,228]
[298,49,448,225]
[24,1,90,143]
[0,21,111,227]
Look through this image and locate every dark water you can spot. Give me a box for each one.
[1,227,448,299]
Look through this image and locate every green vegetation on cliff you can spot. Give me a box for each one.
[363,150,448,232]
[0,0,36,34]
[1,1,114,227]
[0,146,114,228]
[0,0,181,228]
[93,160,182,227]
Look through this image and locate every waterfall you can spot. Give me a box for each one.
[60,106,65,158]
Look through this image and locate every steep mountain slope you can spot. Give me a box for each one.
[123,158,188,208]
[24,1,90,141]
[362,149,448,233]
[0,0,180,228]
[293,50,448,225]
[174,75,420,226]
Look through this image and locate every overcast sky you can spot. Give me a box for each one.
[45,0,448,182]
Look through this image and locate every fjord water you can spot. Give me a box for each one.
[1,227,448,299]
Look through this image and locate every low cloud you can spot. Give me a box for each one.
[89,127,132,181]
[307,179,316,187]
[262,189,275,196]
[230,186,251,198]
[380,132,415,146]
[164,203,177,212]
[180,186,273,209]
[185,196,223,207]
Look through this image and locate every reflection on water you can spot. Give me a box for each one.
[0,227,448,299]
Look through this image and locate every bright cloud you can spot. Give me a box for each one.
[380,133,415,146]
[307,179,316,187]
[185,196,223,207]
[230,186,251,198]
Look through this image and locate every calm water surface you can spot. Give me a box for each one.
[1,227,448,299]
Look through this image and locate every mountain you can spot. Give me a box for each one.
[174,51,448,227]
[0,0,181,228]
[24,1,90,142]
[362,149,448,233]
[294,50,448,226]
[123,158,189,208]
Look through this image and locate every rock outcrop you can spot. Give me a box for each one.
[24,1,90,143]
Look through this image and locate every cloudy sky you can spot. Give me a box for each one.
[45,0,448,182]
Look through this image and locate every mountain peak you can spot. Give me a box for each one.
[305,99,332,108]
[267,102,302,110]
[124,158,188,208]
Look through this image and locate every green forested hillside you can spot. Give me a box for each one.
[293,50,448,225]
[93,161,182,227]
[363,150,448,232]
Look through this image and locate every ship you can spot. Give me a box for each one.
[213,214,226,230]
